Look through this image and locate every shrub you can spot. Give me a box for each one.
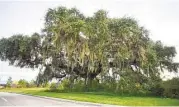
[17,79,28,88]
[72,79,85,92]
[28,80,36,88]
[162,77,179,98]
[50,82,57,91]
[150,82,164,96]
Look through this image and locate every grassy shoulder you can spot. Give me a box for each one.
[0,88,179,106]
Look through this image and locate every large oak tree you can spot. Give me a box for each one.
[0,6,178,88]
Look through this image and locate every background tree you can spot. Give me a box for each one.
[6,77,12,88]
[28,80,36,88]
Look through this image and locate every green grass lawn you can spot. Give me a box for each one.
[0,88,179,106]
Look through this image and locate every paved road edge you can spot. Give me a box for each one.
[6,92,122,107]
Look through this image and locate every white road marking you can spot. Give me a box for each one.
[0,97,8,102]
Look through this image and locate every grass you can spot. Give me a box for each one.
[1,88,179,106]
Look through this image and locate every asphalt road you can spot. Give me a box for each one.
[0,92,119,107]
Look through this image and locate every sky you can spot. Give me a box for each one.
[0,0,179,83]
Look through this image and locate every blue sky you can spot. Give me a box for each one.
[0,0,179,83]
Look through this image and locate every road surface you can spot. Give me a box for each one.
[0,92,119,106]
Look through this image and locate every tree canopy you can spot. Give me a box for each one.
[0,6,178,88]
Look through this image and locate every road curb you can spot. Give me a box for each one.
[8,92,121,107]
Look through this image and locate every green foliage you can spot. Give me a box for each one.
[150,82,164,96]
[58,78,71,91]
[72,79,85,92]
[162,77,179,98]
[0,33,41,68]
[28,80,36,88]
[50,82,57,91]
[149,77,179,98]
[18,79,28,88]
[6,77,12,88]
[43,82,50,88]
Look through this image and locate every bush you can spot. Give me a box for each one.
[150,82,164,96]
[149,77,179,98]
[59,78,71,91]
[42,82,50,88]
[17,79,28,88]
[28,80,36,88]
[72,79,85,92]
[49,76,178,99]
[50,82,57,91]
[162,77,179,98]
